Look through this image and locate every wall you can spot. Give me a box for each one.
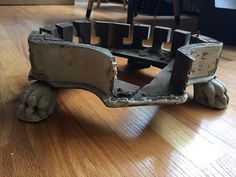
[0,0,74,5]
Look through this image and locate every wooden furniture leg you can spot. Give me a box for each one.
[97,0,101,8]
[123,0,127,7]
[127,0,180,25]
[173,0,180,26]
[127,0,135,24]
[86,0,94,18]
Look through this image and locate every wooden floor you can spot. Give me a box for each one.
[0,2,236,177]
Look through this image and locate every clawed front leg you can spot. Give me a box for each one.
[194,77,229,109]
[17,81,58,122]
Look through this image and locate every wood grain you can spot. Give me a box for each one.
[0,2,236,176]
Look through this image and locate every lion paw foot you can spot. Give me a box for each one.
[17,81,57,122]
[194,78,229,109]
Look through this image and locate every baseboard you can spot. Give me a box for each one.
[0,0,74,5]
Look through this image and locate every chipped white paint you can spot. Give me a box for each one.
[17,28,229,122]
[178,43,223,84]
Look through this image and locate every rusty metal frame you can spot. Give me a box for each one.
[16,20,229,122]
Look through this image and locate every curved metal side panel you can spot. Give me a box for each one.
[17,24,229,123]
[28,31,117,96]
[177,42,223,85]
[27,31,188,108]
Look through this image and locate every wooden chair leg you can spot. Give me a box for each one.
[173,0,180,26]
[123,0,127,7]
[86,0,94,18]
[97,0,101,8]
[127,0,135,24]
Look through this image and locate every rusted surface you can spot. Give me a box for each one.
[17,21,229,122]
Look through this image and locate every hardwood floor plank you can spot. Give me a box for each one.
[150,108,225,168]
[201,155,236,177]
[57,90,206,176]
[0,2,235,176]
[161,103,236,160]
[0,145,13,177]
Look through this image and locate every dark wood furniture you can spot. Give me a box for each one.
[86,0,127,18]
[86,0,180,26]
[127,0,180,25]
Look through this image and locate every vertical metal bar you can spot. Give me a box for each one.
[55,23,73,42]
[73,20,91,44]
[152,26,172,49]
[132,24,150,49]
[171,29,191,58]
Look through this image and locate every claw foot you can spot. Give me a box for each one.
[17,81,57,122]
[194,77,229,109]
